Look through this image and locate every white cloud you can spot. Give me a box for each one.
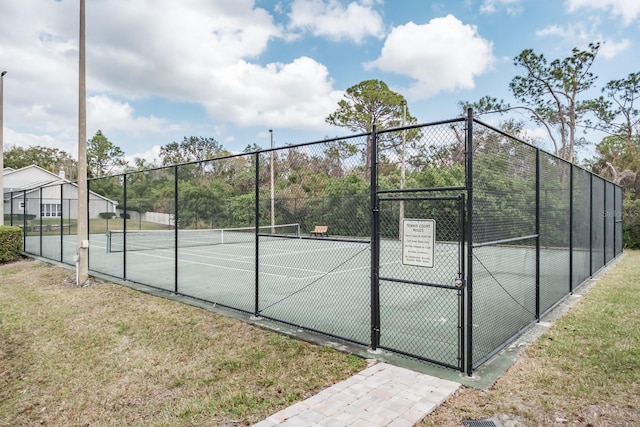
[0,0,345,157]
[599,39,632,59]
[566,0,640,25]
[288,0,385,43]
[480,0,523,15]
[536,23,631,59]
[125,145,163,166]
[202,56,344,129]
[521,126,548,146]
[3,128,60,151]
[535,22,596,42]
[87,96,179,135]
[365,15,495,99]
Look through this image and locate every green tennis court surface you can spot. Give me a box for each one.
[27,231,580,369]
[29,232,465,365]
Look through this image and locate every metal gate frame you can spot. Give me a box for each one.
[370,125,467,371]
[377,193,466,370]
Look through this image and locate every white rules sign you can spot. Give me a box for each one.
[402,219,435,268]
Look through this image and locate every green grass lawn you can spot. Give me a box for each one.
[422,250,640,426]
[2,251,638,426]
[0,259,365,426]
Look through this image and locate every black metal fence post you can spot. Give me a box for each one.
[174,165,179,294]
[569,165,574,293]
[254,152,260,317]
[123,174,128,280]
[87,179,91,271]
[9,191,13,226]
[370,126,381,350]
[589,174,593,276]
[459,193,466,372]
[22,190,26,252]
[39,187,43,256]
[535,149,540,320]
[465,107,474,375]
[613,187,616,257]
[60,184,64,262]
[603,181,607,260]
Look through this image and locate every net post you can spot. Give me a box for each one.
[105,231,112,254]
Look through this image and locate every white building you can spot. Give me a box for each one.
[3,165,118,221]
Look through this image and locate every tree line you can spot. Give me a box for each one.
[4,41,638,246]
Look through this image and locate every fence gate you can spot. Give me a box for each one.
[374,191,466,371]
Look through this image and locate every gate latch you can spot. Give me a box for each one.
[454,278,465,289]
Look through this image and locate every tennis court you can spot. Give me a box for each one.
[29,228,465,367]
[16,114,624,374]
[28,227,566,371]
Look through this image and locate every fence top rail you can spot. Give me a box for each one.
[375,117,465,136]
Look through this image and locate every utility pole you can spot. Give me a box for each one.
[0,71,6,226]
[76,0,89,284]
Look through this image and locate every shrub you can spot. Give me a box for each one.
[0,226,23,263]
[99,212,116,219]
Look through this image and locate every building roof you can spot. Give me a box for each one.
[3,164,65,190]
[3,164,118,205]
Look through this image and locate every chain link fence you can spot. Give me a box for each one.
[468,119,623,371]
[13,112,624,375]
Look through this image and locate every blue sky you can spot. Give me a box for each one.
[1,0,638,164]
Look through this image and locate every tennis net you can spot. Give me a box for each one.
[106,223,300,253]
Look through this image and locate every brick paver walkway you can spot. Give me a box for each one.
[253,362,460,427]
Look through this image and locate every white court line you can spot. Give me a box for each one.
[96,240,458,282]
[123,243,374,281]
[182,241,370,260]
[196,242,369,261]
[124,250,314,281]
[176,242,371,268]
[139,246,330,276]
[123,246,368,281]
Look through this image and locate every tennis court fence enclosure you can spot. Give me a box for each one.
[12,110,623,375]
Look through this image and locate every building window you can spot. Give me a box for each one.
[19,201,25,211]
[41,204,62,217]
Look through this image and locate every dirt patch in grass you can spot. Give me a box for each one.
[0,259,365,426]
[420,251,640,427]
